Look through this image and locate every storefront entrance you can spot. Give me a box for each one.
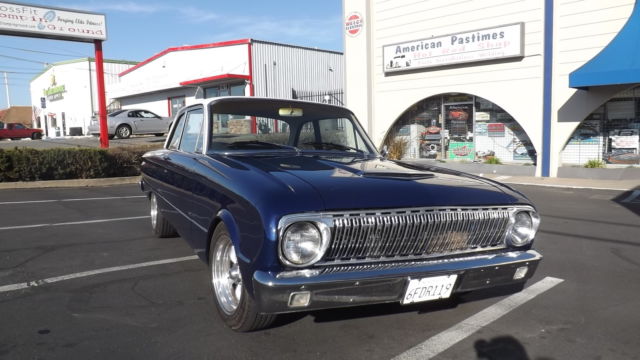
[562,86,640,166]
[385,93,536,164]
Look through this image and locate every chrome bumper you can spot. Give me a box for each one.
[252,250,541,314]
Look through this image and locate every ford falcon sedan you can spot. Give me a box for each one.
[140,97,542,331]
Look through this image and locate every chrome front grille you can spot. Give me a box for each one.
[322,207,512,263]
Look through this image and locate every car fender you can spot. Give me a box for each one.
[212,208,260,296]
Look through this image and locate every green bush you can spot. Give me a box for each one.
[384,137,408,160]
[584,159,606,168]
[0,145,160,182]
[484,156,502,165]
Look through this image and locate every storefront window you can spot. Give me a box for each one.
[384,93,536,163]
[169,96,186,116]
[204,83,246,99]
[562,87,640,165]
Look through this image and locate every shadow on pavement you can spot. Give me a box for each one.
[474,335,554,360]
[612,186,640,217]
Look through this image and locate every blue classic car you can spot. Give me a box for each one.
[140,97,542,331]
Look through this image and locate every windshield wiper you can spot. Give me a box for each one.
[302,141,364,153]
[227,141,298,151]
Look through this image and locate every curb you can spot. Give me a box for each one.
[0,176,140,189]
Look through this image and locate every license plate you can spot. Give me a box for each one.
[402,274,458,305]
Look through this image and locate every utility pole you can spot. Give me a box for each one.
[2,72,10,108]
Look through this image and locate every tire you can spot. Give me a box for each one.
[149,193,177,237]
[115,125,132,139]
[209,224,276,331]
[108,135,115,140]
[31,132,42,140]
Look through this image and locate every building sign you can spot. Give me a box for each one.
[0,2,106,42]
[345,12,363,37]
[383,23,523,73]
[488,123,505,137]
[448,142,474,160]
[44,84,65,101]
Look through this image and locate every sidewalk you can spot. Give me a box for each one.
[404,159,639,191]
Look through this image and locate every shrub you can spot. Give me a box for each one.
[0,144,161,182]
[484,156,502,165]
[584,159,606,168]
[384,137,408,160]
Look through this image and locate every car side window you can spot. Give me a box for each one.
[167,113,187,150]
[128,111,139,118]
[141,111,158,118]
[179,108,205,153]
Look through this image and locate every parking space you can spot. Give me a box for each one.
[1,184,639,359]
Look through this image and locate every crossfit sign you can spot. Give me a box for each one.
[0,1,106,42]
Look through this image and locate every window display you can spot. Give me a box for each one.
[384,94,536,163]
[562,87,640,165]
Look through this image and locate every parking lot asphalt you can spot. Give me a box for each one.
[1,184,639,359]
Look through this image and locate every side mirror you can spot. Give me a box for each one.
[380,145,389,159]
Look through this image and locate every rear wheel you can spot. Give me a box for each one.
[209,224,275,331]
[150,193,177,237]
[116,125,132,139]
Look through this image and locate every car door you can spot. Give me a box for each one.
[125,110,144,132]
[137,110,166,133]
[161,106,207,251]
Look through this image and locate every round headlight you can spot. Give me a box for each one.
[281,222,323,266]
[508,211,539,246]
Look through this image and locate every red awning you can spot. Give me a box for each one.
[179,73,250,86]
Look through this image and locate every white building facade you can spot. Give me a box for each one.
[111,39,344,127]
[29,58,137,137]
[344,0,640,176]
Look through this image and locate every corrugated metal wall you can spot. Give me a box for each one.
[251,40,344,102]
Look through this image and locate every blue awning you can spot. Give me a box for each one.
[569,1,640,89]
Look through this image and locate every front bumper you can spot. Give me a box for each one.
[252,250,541,314]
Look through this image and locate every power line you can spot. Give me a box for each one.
[0,70,41,74]
[0,45,86,57]
[0,54,47,65]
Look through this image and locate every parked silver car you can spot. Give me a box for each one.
[88,109,172,139]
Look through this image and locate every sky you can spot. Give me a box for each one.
[0,0,344,108]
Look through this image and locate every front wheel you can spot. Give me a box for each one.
[209,224,275,331]
[31,132,42,140]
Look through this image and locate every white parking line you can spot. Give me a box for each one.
[0,255,199,293]
[392,276,564,360]
[0,195,146,205]
[0,216,150,231]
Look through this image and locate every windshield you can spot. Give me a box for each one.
[208,99,376,156]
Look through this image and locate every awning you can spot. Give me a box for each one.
[569,2,640,89]
[179,73,249,86]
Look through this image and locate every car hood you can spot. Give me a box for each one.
[227,154,529,210]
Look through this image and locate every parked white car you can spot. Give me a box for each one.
[88,109,172,139]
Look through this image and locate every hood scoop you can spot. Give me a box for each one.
[361,171,434,180]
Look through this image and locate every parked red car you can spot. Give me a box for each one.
[0,122,43,140]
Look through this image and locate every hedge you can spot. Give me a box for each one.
[0,145,161,182]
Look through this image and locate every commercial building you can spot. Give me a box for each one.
[344,0,640,176]
[29,58,138,137]
[110,38,344,133]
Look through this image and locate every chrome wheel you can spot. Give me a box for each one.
[116,125,131,138]
[150,193,158,230]
[211,235,242,315]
